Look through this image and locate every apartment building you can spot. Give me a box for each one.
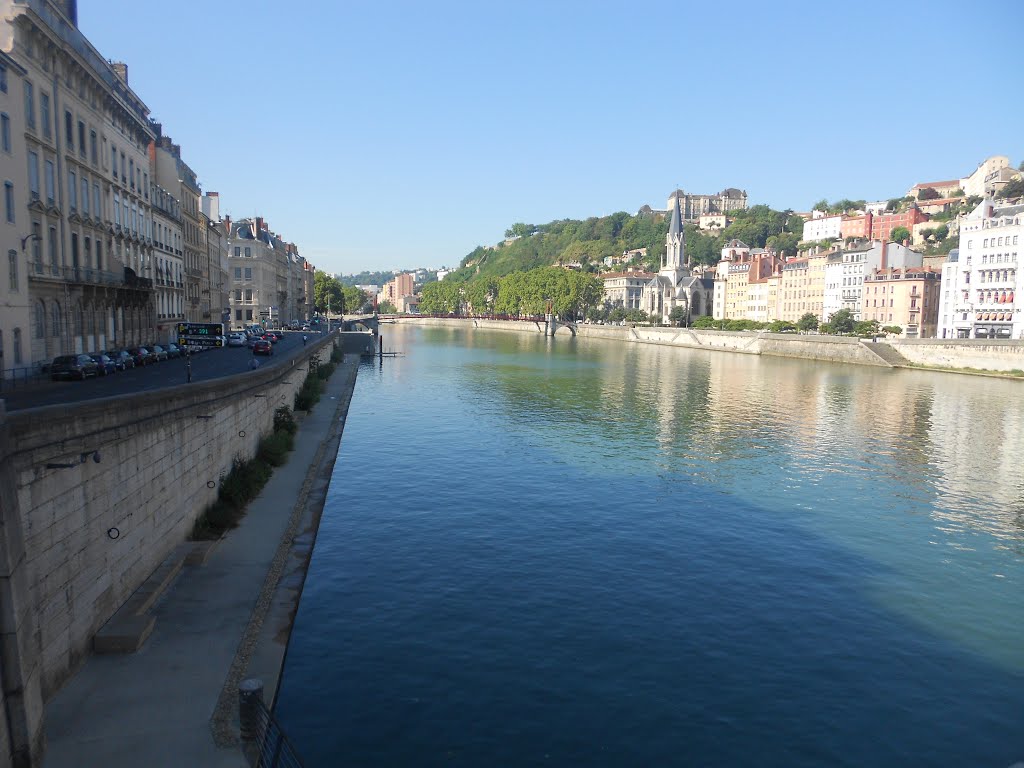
[225,216,307,328]
[149,181,183,338]
[779,248,830,323]
[863,267,942,337]
[822,241,924,323]
[801,211,842,242]
[0,49,31,373]
[938,199,1022,340]
[602,271,653,310]
[3,0,161,368]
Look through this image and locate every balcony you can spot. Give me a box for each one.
[29,264,152,290]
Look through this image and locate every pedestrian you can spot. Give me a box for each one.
[249,353,260,370]
[302,334,307,346]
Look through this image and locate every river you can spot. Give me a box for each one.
[275,324,1024,767]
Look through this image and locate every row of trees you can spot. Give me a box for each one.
[419,266,604,320]
[312,272,369,316]
[690,309,900,337]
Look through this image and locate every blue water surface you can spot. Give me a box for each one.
[276,325,1024,767]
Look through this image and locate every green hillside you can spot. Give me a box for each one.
[444,205,806,284]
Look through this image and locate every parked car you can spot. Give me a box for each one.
[164,343,183,359]
[89,353,117,376]
[227,332,246,347]
[108,350,136,370]
[148,345,169,362]
[50,354,100,380]
[252,339,274,356]
[128,347,152,366]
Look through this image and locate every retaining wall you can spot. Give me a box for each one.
[0,337,337,768]
[888,339,1024,372]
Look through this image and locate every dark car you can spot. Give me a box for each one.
[164,343,183,359]
[108,350,136,370]
[128,347,152,366]
[90,353,117,376]
[50,354,100,380]
[253,339,273,356]
[148,345,170,362]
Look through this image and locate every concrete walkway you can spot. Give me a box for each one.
[41,357,360,768]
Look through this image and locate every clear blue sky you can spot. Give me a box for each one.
[80,0,1023,275]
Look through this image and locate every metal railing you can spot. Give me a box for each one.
[0,365,47,392]
[239,681,304,768]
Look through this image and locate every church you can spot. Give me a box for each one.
[643,193,715,324]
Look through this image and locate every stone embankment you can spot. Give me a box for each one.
[0,336,339,768]
[401,317,1024,374]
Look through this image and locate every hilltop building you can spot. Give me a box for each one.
[663,187,747,221]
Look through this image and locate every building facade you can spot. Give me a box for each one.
[5,1,163,370]
[664,187,747,221]
[938,199,1021,340]
[863,267,942,337]
[801,212,842,242]
[149,181,183,341]
[602,271,653,310]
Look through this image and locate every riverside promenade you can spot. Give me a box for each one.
[40,357,360,768]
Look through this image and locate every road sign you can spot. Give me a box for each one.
[179,336,223,348]
[177,322,223,337]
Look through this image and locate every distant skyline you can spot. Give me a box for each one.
[80,0,1023,274]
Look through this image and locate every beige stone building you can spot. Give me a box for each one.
[779,248,831,323]
[151,132,204,322]
[225,216,309,328]
[149,181,183,341]
[0,49,31,374]
[664,187,747,220]
[712,240,781,322]
[4,1,162,369]
[862,266,942,337]
[602,271,654,310]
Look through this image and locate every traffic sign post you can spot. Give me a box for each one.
[178,336,223,348]
[178,322,224,349]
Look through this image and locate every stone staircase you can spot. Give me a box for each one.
[859,341,910,368]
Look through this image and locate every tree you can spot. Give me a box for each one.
[889,226,911,244]
[881,325,903,336]
[826,309,855,334]
[378,300,397,314]
[668,305,689,327]
[853,320,880,338]
[797,313,819,332]
[504,223,535,239]
[886,198,902,212]
[996,176,1024,199]
[313,272,343,315]
[918,187,940,201]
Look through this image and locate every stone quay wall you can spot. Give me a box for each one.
[397,317,1024,372]
[0,337,336,768]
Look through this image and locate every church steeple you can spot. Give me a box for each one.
[665,193,687,270]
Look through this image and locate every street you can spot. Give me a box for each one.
[0,331,325,411]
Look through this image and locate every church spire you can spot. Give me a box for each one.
[664,192,687,270]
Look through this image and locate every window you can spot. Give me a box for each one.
[143,173,148,198]
[111,146,117,179]
[64,110,72,149]
[90,130,97,165]
[234,289,242,301]
[24,81,34,129]
[4,181,13,223]
[233,267,241,279]
[244,247,251,258]
[68,170,76,210]
[234,246,240,257]
[0,66,6,93]
[96,239,102,270]
[84,236,91,267]
[34,302,44,338]
[93,183,100,219]
[120,152,125,182]
[44,159,55,205]
[129,159,134,189]
[41,93,50,139]
[8,248,17,291]
[28,151,39,199]
[244,267,252,280]
[31,222,41,271]
[77,120,85,156]
[12,328,21,365]
[51,301,60,336]
[235,309,242,321]
[48,226,56,271]
[245,289,253,301]
[1,113,9,152]
[245,309,253,321]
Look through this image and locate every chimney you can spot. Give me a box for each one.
[256,217,264,233]
[879,238,887,271]
[224,215,231,235]
[111,61,128,85]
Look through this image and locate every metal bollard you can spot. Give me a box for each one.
[238,678,264,742]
